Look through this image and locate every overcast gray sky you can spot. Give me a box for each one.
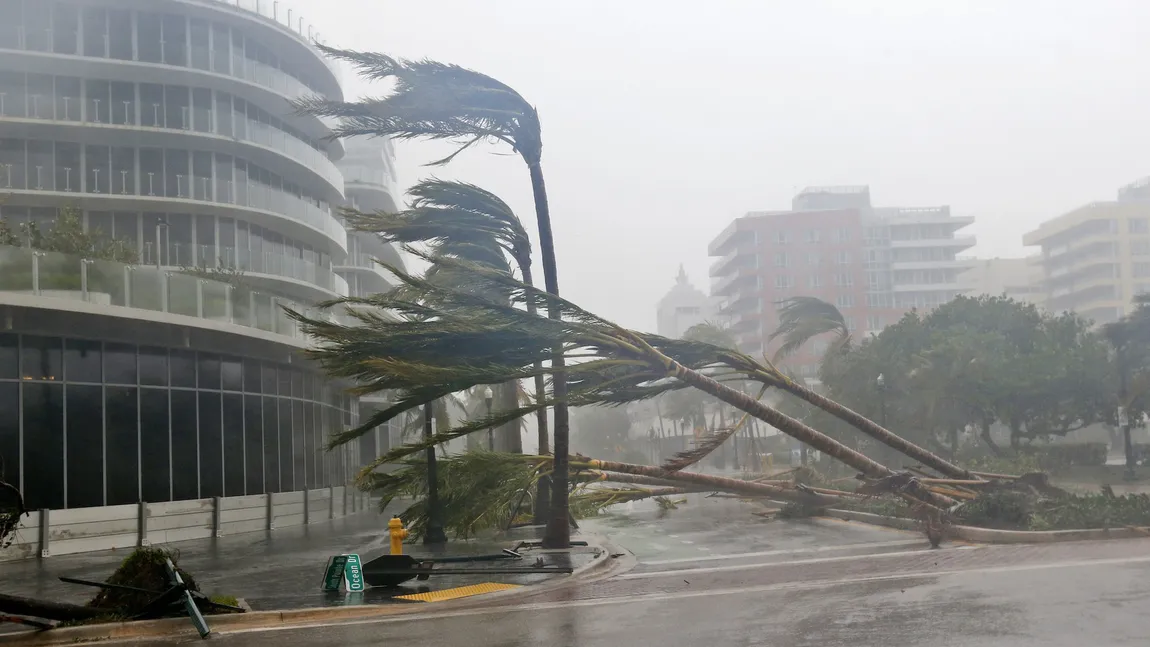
[291,0,1150,330]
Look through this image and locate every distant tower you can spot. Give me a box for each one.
[656,265,713,338]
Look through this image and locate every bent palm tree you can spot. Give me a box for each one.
[296,50,571,546]
[346,179,543,453]
[769,296,853,361]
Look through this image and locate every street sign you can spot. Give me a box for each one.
[344,554,365,592]
[321,554,364,592]
[322,555,349,592]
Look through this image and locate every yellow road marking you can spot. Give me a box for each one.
[395,582,521,602]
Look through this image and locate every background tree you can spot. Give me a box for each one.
[298,50,572,546]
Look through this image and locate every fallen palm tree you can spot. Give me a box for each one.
[292,255,954,516]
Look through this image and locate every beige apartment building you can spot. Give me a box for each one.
[961,257,1044,306]
[1024,178,1150,325]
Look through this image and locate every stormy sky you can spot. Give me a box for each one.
[291,0,1150,330]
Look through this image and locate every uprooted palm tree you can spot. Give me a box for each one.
[296,50,572,546]
[290,256,957,516]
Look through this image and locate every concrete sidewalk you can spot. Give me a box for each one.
[0,507,599,612]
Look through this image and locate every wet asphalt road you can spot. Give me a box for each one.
[152,496,1150,647]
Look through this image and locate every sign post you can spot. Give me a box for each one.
[321,554,364,593]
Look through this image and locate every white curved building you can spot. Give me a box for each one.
[0,0,401,513]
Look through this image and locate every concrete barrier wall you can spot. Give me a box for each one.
[0,486,375,562]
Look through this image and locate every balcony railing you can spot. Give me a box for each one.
[139,242,346,295]
[0,244,329,341]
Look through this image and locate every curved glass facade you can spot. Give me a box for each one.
[0,332,362,510]
[0,137,345,258]
[0,1,336,104]
[0,72,342,191]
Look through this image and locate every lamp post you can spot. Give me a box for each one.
[484,386,494,451]
[423,402,447,544]
[876,373,890,469]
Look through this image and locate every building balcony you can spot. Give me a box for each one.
[888,258,975,272]
[711,268,758,297]
[888,235,976,250]
[139,242,348,301]
[709,244,757,277]
[1,182,348,256]
[0,244,329,343]
[717,291,759,316]
[890,281,963,293]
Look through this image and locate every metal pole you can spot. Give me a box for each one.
[423,403,447,544]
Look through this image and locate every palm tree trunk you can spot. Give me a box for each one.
[527,161,570,549]
[767,377,973,480]
[582,460,843,506]
[519,264,551,524]
[664,361,954,509]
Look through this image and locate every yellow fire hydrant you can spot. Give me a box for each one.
[388,516,408,555]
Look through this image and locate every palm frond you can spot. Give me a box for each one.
[296,47,541,163]
[769,296,852,361]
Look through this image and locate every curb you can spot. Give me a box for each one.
[0,537,629,646]
[820,508,1150,544]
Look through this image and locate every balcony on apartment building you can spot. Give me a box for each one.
[711,264,759,297]
[709,243,757,277]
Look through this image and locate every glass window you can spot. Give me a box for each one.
[55,76,81,122]
[170,390,198,499]
[23,382,64,510]
[192,88,212,133]
[0,333,17,379]
[0,138,24,190]
[278,398,292,489]
[292,370,303,398]
[262,397,278,492]
[26,74,53,120]
[0,383,18,496]
[85,144,110,193]
[64,339,101,383]
[81,6,108,57]
[108,8,132,60]
[170,349,196,388]
[244,395,263,494]
[207,22,228,71]
[82,79,110,124]
[140,387,170,502]
[138,346,168,386]
[189,18,210,70]
[198,391,222,497]
[140,83,164,128]
[192,151,212,201]
[214,93,232,137]
[292,400,305,490]
[111,147,135,195]
[54,142,80,193]
[161,14,187,67]
[0,71,27,118]
[105,342,136,385]
[223,393,244,495]
[221,356,242,392]
[67,384,104,507]
[164,148,188,199]
[261,364,276,393]
[164,85,189,130]
[137,13,163,63]
[24,0,51,52]
[21,335,61,381]
[110,82,134,126]
[198,353,220,390]
[303,402,315,488]
[0,0,22,50]
[215,154,233,204]
[139,148,163,196]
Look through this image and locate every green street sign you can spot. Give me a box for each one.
[321,554,365,593]
[322,555,349,592]
[344,554,365,592]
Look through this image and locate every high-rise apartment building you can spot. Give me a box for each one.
[961,257,1044,306]
[1025,177,1150,325]
[709,186,975,379]
[0,0,403,517]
